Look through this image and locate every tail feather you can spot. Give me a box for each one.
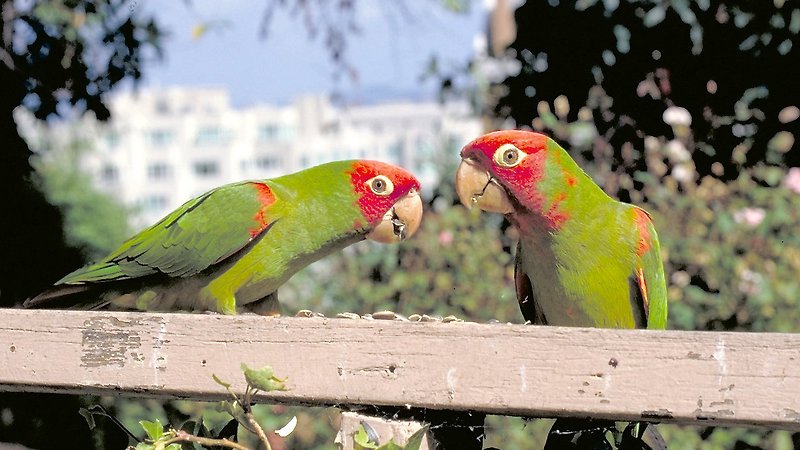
[23,284,110,310]
[23,262,128,309]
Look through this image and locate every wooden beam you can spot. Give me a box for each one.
[1,309,798,431]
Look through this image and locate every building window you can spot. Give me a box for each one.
[140,195,167,212]
[255,156,279,170]
[258,124,279,141]
[193,161,220,176]
[147,129,174,147]
[415,137,434,157]
[147,163,172,180]
[387,141,403,160]
[278,125,296,140]
[100,164,118,184]
[195,126,231,146]
[104,132,120,150]
[155,99,170,115]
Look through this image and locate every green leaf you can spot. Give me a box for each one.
[78,407,96,430]
[140,419,165,441]
[354,423,428,450]
[216,400,244,419]
[241,363,286,392]
[211,373,231,388]
[135,443,156,450]
[353,425,379,449]
[215,418,240,441]
[403,426,428,450]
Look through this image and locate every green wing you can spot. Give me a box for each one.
[630,207,668,330]
[58,181,278,285]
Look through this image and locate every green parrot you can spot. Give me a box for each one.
[455,130,667,329]
[455,130,667,449]
[25,160,423,315]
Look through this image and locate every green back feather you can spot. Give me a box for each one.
[518,139,668,329]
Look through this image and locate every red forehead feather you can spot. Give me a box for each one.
[348,160,420,224]
[460,130,549,160]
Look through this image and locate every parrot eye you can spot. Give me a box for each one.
[493,143,526,167]
[367,175,394,196]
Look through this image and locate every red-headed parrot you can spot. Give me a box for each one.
[25,160,423,315]
[455,130,666,329]
[455,130,667,449]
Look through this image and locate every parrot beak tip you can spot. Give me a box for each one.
[366,190,423,244]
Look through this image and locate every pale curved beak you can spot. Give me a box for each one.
[455,158,514,214]
[366,189,423,243]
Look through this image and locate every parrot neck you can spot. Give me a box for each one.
[515,142,613,232]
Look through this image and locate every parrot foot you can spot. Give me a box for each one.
[295,309,325,318]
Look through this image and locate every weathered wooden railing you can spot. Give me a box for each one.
[1,309,799,448]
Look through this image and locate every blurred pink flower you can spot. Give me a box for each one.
[733,207,765,228]
[438,230,454,246]
[784,167,800,194]
[738,269,763,296]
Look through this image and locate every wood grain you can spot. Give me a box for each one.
[1,309,798,430]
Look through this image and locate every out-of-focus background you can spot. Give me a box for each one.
[1,1,798,449]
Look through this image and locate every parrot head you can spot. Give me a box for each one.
[456,130,553,218]
[348,160,423,243]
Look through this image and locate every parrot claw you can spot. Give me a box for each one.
[295,309,325,318]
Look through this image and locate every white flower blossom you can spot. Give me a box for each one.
[662,106,692,127]
[665,140,691,162]
[671,164,694,183]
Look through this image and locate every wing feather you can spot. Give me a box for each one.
[631,207,668,330]
[514,242,548,325]
[59,181,278,285]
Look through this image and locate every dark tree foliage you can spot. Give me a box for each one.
[0,2,160,449]
[494,0,799,198]
[0,0,161,305]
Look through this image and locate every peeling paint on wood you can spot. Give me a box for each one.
[1,309,799,431]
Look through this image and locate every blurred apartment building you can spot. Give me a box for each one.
[22,87,482,227]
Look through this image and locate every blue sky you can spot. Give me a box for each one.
[140,1,487,106]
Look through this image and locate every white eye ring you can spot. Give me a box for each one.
[493,143,526,167]
[367,175,394,196]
